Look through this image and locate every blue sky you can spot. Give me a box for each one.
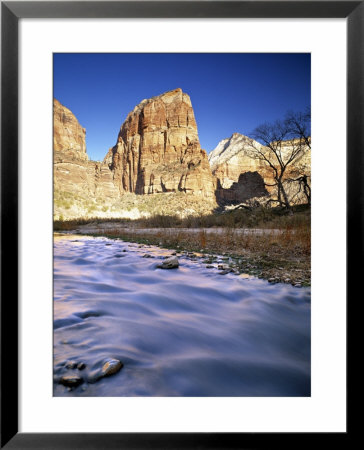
[54,53,310,161]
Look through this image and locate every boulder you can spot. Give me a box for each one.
[157,256,179,269]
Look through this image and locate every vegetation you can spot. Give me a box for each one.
[247,109,311,209]
[54,204,310,286]
[54,203,310,231]
[54,190,217,221]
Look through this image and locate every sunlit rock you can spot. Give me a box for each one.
[59,375,84,387]
[156,256,179,269]
[105,88,216,198]
[101,358,123,377]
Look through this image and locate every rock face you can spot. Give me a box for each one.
[53,99,88,161]
[209,133,267,189]
[104,88,215,198]
[53,99,119,200]
[216,171,268,204]
[209,133,311,205]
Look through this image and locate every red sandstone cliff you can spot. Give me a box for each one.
[104,88,216,198]
[53,99,119,200]
[53,99,88,161]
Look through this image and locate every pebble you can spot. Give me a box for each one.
[268,278,277,283]
[59,375,84,388]
[142,254,153,258]
[101,358,123,377]
[87,358,124,384]
[206,265,214,269]
[77,362,86,370]
[65,361,77,369]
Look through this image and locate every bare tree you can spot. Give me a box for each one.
[284,108,311,205]
[285,108,311,150]
[246,109,311,209]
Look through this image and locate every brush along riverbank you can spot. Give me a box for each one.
[58,224,310,287]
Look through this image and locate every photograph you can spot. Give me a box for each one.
[53,52,311,397]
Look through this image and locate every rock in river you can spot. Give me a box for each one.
[101,358,123,377]
[65,361,77,369]
[87,358,124,383]
[59,375,84,388]
[156,256,179,270]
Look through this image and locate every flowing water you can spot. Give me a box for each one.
[53,233,311,397]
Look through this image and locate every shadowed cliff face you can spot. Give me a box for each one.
[104,88,216,198]
[216,171,268,205]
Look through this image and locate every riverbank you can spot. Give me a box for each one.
[58,223,310,286]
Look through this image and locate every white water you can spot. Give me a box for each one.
[54,234,311,397]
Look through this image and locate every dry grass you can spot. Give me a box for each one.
[79,222,310,286]
[54,204,311,286]
[54,204,310,231]
[54,190,217,221]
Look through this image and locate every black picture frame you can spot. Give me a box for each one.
[1,1,358,448]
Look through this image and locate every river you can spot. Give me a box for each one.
[53,233,311,396]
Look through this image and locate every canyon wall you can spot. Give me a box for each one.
[54,92,311,219]
[54,99,88,161]
[53,99,119,200]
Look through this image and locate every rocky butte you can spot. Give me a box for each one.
[103,88,216,198]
